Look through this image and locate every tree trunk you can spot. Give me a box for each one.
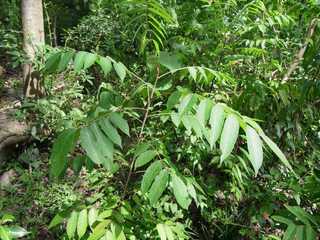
[21,0,45,97]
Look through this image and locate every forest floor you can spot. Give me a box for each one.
[0,71,92,238]
[0,71,28,162]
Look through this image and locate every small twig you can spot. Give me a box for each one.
[282,18,318,83]
[43,1,53,46]
[122,66,160,198]
[138,67,159,138]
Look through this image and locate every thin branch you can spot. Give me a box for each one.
[138,67,160,138]
[122,66,161,198]
[282,18,318,83]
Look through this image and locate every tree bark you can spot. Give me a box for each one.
[21,0,45,97]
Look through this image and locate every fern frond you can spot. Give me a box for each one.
[123,0,173,54]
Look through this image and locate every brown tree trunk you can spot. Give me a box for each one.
[21,0,45,97]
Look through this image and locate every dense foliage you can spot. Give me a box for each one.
[0,0,319,239]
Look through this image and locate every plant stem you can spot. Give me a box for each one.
[122,66,160,198]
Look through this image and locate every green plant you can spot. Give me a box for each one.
[0,28,24,69]
[0,213,29,239]
[42,48,295,239]
[2,0,319,239]
[122,0,174,54]
[272,205,318,240]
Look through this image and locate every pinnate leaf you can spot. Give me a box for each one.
[67,211,78,239]
[44,52,61,73]
[148,169,169,205]
[171,174,191,209]
[97,57,112,76]
[83,53,97,69]
[196,99,213,126]
[135,150,157,169]
[220,114,239,162]
[109,113,130,136]
[57,51,74,72]
[77,209,88,238]
[246,126,263,176]
[178,94,197,117]
[50,128,79,177]
[74,51,87,72]
[209,104,226,148]
[99,118,122,147]
[0,226,11,240]
[141,161,163,194]
[114,62,126,82]
[260,132,293,172]
[7,226,29,238]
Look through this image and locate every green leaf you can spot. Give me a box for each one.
[48,212,68,229]
[114,62,126,82]
[83,53,97,69]
[135,150,158,169]
[246,126,263,176]
[0,226,11,240]
[188,67,197,81]
[285,205,318,226]
[57,51,74,72]
[80,125,115,171]
[90,123,114,169]
[196,99,213,127]
[98,210,112,219]
[72,156,85,175]
[167,91,181,110]
[295,225,304,240]
[260,132,293,172]
[141,161,163,194]
[272,215,293,226]
[97,57,112,76]
[77,209,88,238]
[109,222,126,240]
[209,104,226,148]
[67,211,78,239]
[7,226,29,238]
[220,114,240,162]
[156,224,167,240]
[305,224,317,240]
[148,169,169,205]
[88,208,98,228]
[156,79,172,92]
[99,91,113,109]
[187,115,203,138]
[284,223,297,240]
[99,118,122,147]
[104,230,113,240]
[80,127,102,165]
[134,143,150,159]
[73,51,87,72]
[109,112,130,136]
[87,220,111,240]
[159,52,181,71]
[164,225,175,240]
[171,173,191,209]
[50,128,79,178]
[178,94,197,117]
[1,214,14,224]
[44,52,61,73]
[181,115,192,132]
[170,112,180,127]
